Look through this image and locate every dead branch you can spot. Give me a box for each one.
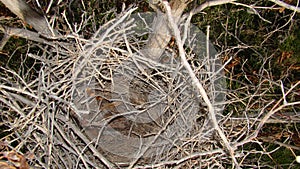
[163,1,240,168]
[190,0,237,15]
[269,0,300,13]
[0,0,56,36]
[0,25,53,45]
[1,1,299,168]
[144,0,188,60]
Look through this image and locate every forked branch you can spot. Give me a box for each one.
[163,1,240,168]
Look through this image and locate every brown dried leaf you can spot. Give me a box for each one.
[1,151,30,169]
[292,133,300,147]
[0,161,17,169]
[100,102,122,111]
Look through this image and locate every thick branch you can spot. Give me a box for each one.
[0,0,55,36]
[269,0,300,12]
[0,25,53,45]
[144,0,188,60]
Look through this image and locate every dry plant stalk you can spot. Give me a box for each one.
[0,0,300,168]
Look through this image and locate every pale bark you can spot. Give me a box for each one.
[144,0,188,60]
[0,0,54,36]
[269,0,300,13]
[0,25,52,44]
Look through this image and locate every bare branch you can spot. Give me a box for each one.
[1,1,299,168]
[163,1,240,168]
[190,0,237,15]
[269,0,300,13]
[0,25,53,45]
[0,0,56,36]
[144,0,188,60]
[133,148,224,168]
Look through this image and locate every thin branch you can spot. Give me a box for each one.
[0,33,10,50]
[133,148,224,168]
[190,0,237,15]
[263,139,300,151]
[234,82,300,148]
[0,25,53,45]
[269,0,300,13]
[66,120,117,168]
[163,1,240,168]
[230,2,272,23]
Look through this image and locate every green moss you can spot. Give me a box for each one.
[240,142,299,168]
[280,26,300,55]
[260,144,298,168]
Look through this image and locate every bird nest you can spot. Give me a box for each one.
[0,9,226,168]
